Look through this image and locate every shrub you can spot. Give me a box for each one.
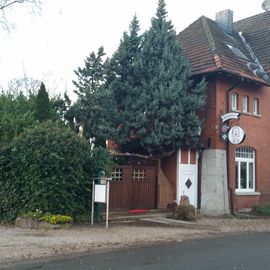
[39,213,73,224]
[0,121,111,220]
[20,209,43,219]
[252,205,270,216]
[174,204,196,221]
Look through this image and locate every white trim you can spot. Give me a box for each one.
[177,148,198,207]
[242,96,248,113]
[232,93,238,111]
[235,147,255,192]
[253,98,259,115]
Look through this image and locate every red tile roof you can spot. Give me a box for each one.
[177,11,270,85]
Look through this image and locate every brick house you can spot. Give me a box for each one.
[159,10,270,215]
[109,10,270,215]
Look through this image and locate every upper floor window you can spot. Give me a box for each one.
[232,93,238,111]
[242,96,249,113]
[235,147,255,192]
[253,98,259,115]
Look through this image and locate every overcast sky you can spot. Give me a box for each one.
[0,0,265,99]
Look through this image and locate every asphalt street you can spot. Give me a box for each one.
[2,232,270,270]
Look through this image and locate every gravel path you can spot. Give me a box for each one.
[1,217,270,265]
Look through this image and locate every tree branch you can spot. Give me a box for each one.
[0,0,41,30]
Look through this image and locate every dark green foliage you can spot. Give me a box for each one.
[252,205,270,216]
[106,15,143,152]
[0,122,111,220]
[0,91,36,147]
[35,82,51,122]
[73,0,206,156]
[72,47,112,146]
[119,0,205,155]
[174,204,196,221]
[107,1,205,156]
[0,87,70,147]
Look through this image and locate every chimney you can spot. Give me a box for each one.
[215,9,233,34]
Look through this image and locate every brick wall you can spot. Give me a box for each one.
[202,74,270,210]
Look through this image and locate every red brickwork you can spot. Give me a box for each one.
[202,75,270,210]
[190,149,196,165]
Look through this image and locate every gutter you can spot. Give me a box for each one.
[225,80,243,214]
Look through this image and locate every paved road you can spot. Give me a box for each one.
[2,232,270,270]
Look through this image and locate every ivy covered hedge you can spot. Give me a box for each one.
[0,122,111,221]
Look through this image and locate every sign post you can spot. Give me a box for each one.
[91,177,112,229]
[220,112,245,144]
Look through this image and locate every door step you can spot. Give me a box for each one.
[103,209,167,221]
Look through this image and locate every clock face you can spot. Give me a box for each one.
[228,126,245,145]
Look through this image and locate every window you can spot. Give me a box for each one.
[111,168,123,181]
[226,44,249,60]
[132,169,146,181]
[235,147,255,192]
[253,98,259,115]
[242,96,249,113]
[232,93,238,111]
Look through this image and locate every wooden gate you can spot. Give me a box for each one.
[109,165,157,210]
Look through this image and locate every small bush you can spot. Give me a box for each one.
[174,204,196,221]
[39,213,73,224]
[252,205,270,216]
[20,209,43,219]
[166,202,178,212]
[18,210,73,224]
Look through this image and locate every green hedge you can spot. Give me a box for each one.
[0,122,110,220]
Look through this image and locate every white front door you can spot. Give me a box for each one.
[178,164,197,207]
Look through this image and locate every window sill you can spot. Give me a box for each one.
[242,112,252,116]
[235,192,261,196]
[253,113,262,118]
[232,109,241,113]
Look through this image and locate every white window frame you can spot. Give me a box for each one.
[253,98,259,115]
[235,147,255,192]
[242,96,248,113]
[232,93,238,111]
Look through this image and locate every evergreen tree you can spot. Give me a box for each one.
[72,0,206,156]
[72,47,111,146]
[35,82,51,122]
[111,0,206,156]
[73,47,106,98]
[106,15,142,149]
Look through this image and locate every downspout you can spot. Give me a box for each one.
[226,80,243,214]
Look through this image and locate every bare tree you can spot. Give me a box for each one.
[6,74,41,96]
[0,0,42,30]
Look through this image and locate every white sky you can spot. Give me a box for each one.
[0,0,264,99]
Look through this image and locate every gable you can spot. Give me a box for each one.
[177,11,270,86]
